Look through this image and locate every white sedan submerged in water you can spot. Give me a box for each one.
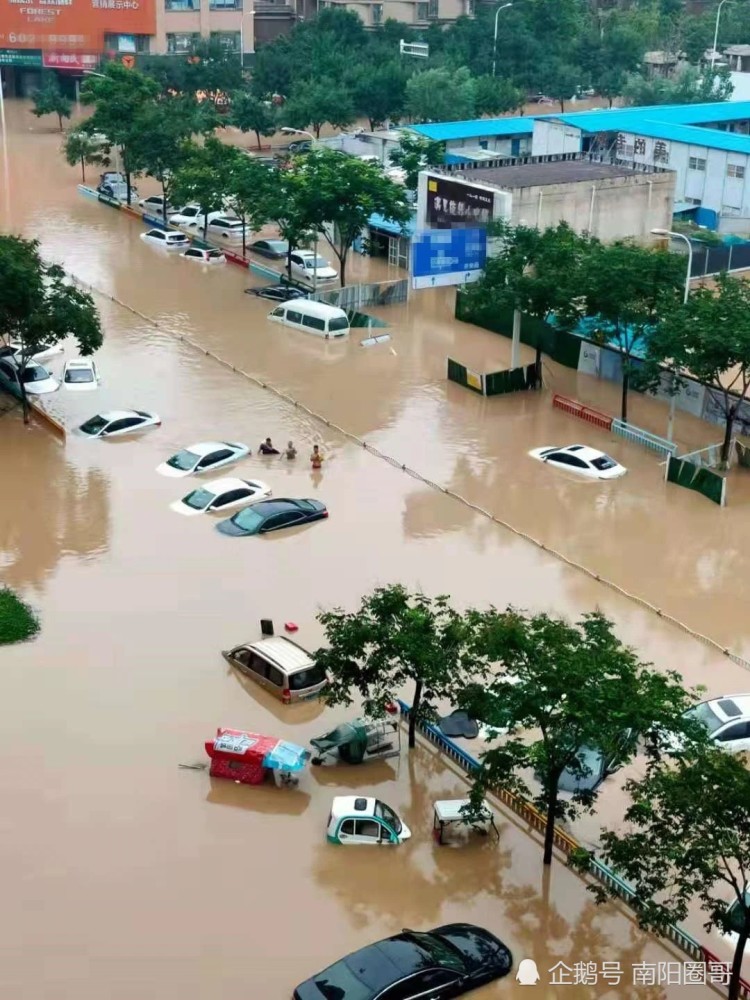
[170,477,271,516]
[156,441,250,478]
[79,410,161,437]
[529,444,627,480]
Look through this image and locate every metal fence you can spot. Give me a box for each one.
[552,393,613,429]
[611,418,678,458]
[690,241,750,279]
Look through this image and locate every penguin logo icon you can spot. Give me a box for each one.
[516,958,541,985]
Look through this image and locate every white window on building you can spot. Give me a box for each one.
[727,163,746,179]
[371,2,383,23]
[722,206,742,216]
[685,197,702,206]
[210,30,241,51]
[688,156,707,171]
[166,32,200,53]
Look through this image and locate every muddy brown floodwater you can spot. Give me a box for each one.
[0,101,746,999]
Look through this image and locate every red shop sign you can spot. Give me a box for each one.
[42,51,99,70]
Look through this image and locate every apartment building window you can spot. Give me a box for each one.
[688,156,707,171]
[165,0,199,9]
[104,33,150,52]
[210,30,241,52]
[371,3,383,23]
[166,32,201,53]
[428,0,438,15]
[210,0,242,9]
[727,163,746,179]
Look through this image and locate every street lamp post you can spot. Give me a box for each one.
[0,72,10,220]
[651,227,693,443]
[710,0,732,70]
[280,126,319,294]
[492,3,513,79]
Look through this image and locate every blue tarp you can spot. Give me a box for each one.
[368,212,414,238]
[263,741,310,773]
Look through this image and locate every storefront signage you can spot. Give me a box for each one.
[0,0,155,51]
[411,228,487,290]
[0,47,42,64]
[425,176,495,230]
[42,49,97,68]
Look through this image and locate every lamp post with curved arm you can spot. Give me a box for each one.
[492,3,513,78]
[651,228,693,442]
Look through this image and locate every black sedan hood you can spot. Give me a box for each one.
[430,923,513,976]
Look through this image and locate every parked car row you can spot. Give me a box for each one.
[0,345,100,397]
[140,230,227,264]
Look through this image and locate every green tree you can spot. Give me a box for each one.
[537,57,582,113]
[473,76,525,117]
[459,606,697,866]
[406,66,476,124]
[185,37,244,105]
[31,74,72,131]
[624,65,734,106]
[573,748,750,1000]
[640,272,750,466]
[314,585,478,750]
[388,132,445,192]
[63,130,110,184]
[80,63,160,205]
[171,138,240,240]
[349,61,408,130]
[129,97,210,222]
[229,91,277,150]
[226,155,276,255]
[258,167,322,281]
[580,240,686,422]
[297,148,411,286]
[282,79,355,140]
[0,236,103,423]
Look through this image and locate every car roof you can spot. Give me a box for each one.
[294,249,318,258]
[213,217,242,225]
[98,410,141,421]
[331,796,376,819]
[247,498,302,515]
[197,477,249,493]
[559,445,611,461]
[184,441,232,456]
[342,938,431,990]
[64,359,93,368]
[708,695,750,721]
[245,635,314,670]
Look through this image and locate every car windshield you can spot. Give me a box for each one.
[232,506,265,530]
[401,932,465,972]
[374,800,402,834]
[65,367,94,383]
[22,365,49,383]
[689,702,725,735]
[207,251,222,259]
[166,449,200,471]
[305,257,329,269]
[267,241,288,252]
[311,964,372,1000]
[289,666,326,691]
[183,488,216,510]
[591,455,617,470]
[329,317,349,332]
[80,415,108,434]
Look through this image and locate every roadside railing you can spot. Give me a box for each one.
[611,418,678,458]
[552,393,613,430]
[398,700,744,995]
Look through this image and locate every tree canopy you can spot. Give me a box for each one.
[406,67,476,124]
[642,271,750,465]
[31,74,72,131]
[229,91,277,150]
[63,130,110,185]
[388,132,445,193]
[0,236,102,422]
[313,585,478,750]
[459,606,698,866]
[574,747,750,1000]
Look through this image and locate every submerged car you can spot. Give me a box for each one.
[216,498,328,536]
[182,247,226,265]
[679,695,750,754]
[293,924,513,1000]
[529,444,627,479]
[5,340,63,364]
[0,355,59,397]
[140,229,190,251]
[156,441,249,478]
[245,285,307,302]
[222,634,327,704]
[62,358,99,391]
[248,238,289,260]
[327,796,411,845]
[138,195,175,217]
[170,477,271,516]
[289,250,338,283]
[79,410,161,437]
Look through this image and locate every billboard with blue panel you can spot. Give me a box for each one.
[411,228,487,290]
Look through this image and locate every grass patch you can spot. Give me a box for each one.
[0,588,40,645]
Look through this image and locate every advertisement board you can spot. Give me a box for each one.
[411,228,487,290]
[425,176,495,230]
[0,0,156,51]
[43,49,97,68]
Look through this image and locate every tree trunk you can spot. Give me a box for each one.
[721,404,736,467]
[125,168,133,206]
[559,98,565,113]
[543,776,561,866]
[19,374,30,425]
[161,178,168,223]
[80,155,86,184]
[241,212,247,257]
[286,246,293,282]
[729,926,749,1000]
[254,129,261,149]
[621,368,629,423]
[339,251,347,289]
[314,124,321,139]
[57,113,63,131]
[408,677,423,749]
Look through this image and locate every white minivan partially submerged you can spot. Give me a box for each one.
[268,300,350,339]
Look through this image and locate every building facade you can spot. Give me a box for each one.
[319,0,472,28]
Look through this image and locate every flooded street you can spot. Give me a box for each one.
[1,101,747,998]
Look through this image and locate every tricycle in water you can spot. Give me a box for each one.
[205,728,310,787]
[310,713,401,766]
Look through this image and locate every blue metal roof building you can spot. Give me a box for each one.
[409,117,538,142]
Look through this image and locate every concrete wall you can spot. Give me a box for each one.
[155,0,254,56]
[510,171,675,241]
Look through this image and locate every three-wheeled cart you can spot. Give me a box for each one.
[205,728,310,787]
[310,716,401,766]
[433,798,499,845]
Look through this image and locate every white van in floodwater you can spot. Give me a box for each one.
[268,300,350,339]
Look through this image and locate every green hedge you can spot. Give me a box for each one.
[0,588,40,645]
